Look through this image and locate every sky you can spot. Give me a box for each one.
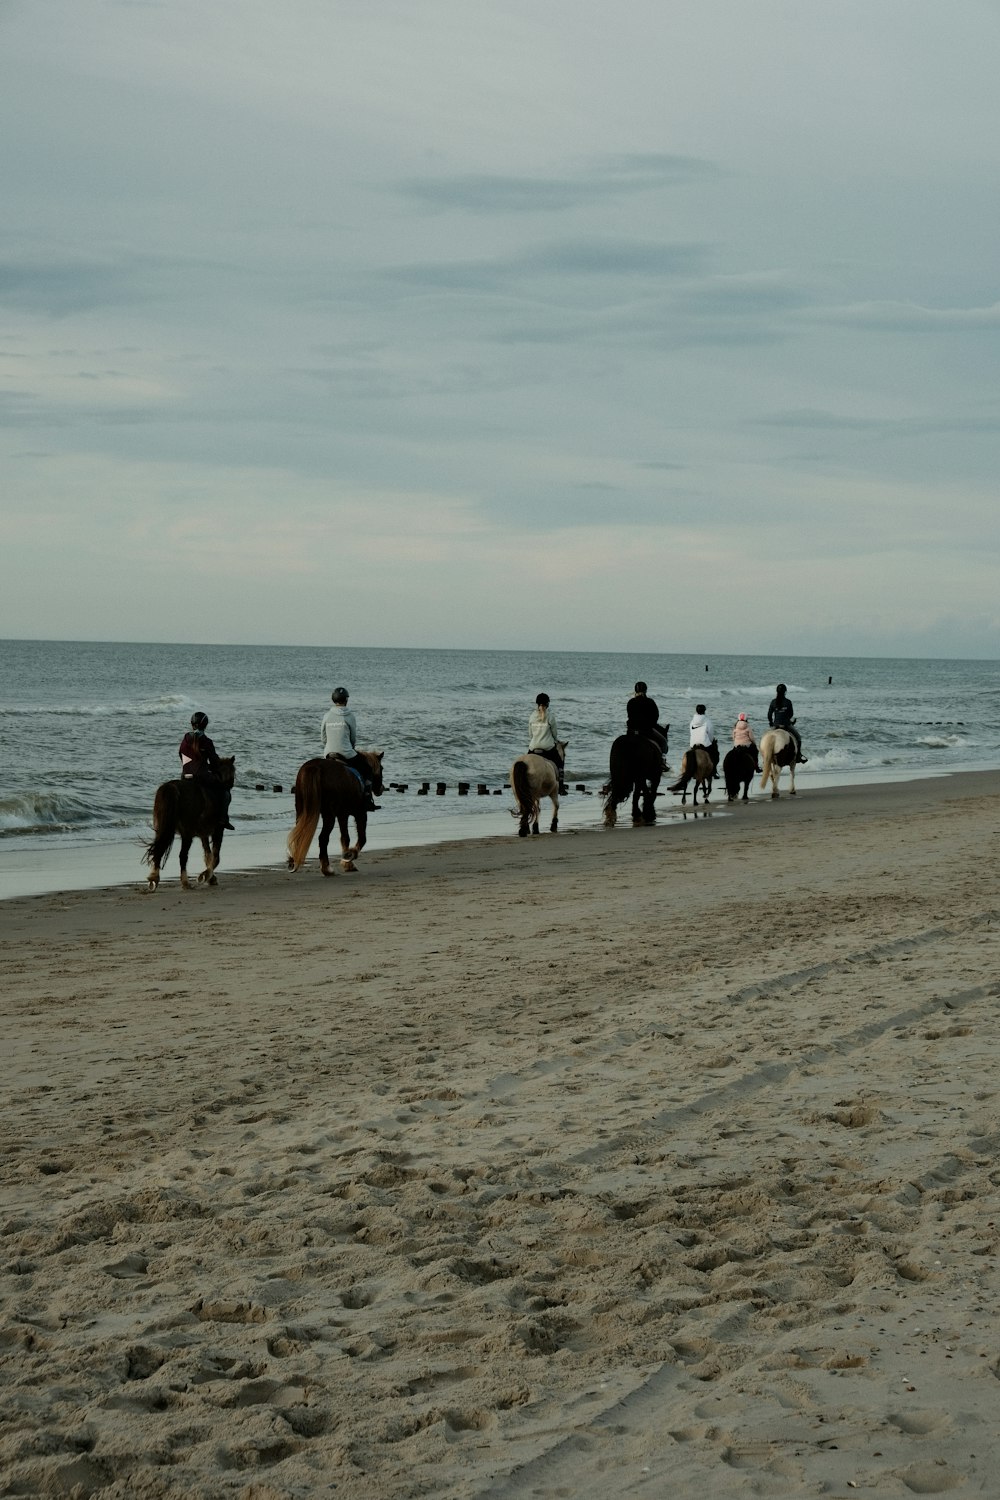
[2,0,999,657]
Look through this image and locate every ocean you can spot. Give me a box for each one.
[1,640,998,900]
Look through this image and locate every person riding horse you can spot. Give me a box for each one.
[768,684,808,763]
[732,711,762,773]
[667,704,719,794]
[527,693,564,771]
[321,687,380,810]
[626,682,668,766]
[178,711,234,829]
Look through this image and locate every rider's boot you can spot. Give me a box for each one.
[363,783,381,811]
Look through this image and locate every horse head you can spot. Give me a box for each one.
[218,756,236,789]
[361,748,385,794]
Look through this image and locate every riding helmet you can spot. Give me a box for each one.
[331,687,349,704]
[191,711,209,730]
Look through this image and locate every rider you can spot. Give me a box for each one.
[178,712,234,829]
[626,682,668,765]
[732,711,762,773]
[321,687,380,810]
[668,703,718,793]
[527,693,564,771]
[767,683,807,763]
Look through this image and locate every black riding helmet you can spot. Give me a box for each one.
[191,711,209,730]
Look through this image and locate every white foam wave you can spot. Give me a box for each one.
[917,734,969,749]
[0,792,103,834]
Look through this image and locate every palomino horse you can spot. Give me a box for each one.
[723,744,757,803]
[510,744,566,836]
[144,758,236,890]
[759,729,797,798]
[675,745,715,805]
[287,749,385,875]
[602,734,662,826]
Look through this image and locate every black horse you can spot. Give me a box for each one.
[602,735,663,826]
[723,744,757,802]
[144,759,236,890]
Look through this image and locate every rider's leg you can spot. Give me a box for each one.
[347,753,380,810]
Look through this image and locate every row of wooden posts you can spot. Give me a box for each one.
[252,780,596,796]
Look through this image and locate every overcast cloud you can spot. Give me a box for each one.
[1,0,998,655]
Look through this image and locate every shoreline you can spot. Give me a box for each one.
[1,762,994,905]
[2,764,1000,1496]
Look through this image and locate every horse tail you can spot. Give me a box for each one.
[144,782,179,869]
[511,759,535,819]
[602,736,630,817]
[759,733,774,792]
[287,761,324,870]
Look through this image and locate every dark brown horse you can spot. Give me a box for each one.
[602,734,663,826]
[723,744,757,802]
[144,758,236,890]
[287,749,385,876]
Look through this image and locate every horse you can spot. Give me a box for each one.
[510,744,566,836]
[602,734,662,827]
[144,758,236,891]
[723,744,757,803]
[759,729,797,798]
[675,745,715,805]
[286,749,385,875]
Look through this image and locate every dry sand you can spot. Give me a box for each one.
[2,771,1000,1499]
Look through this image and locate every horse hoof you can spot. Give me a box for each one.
[341,860,357,872]
[518,827,528,838]
[286,857,295,871]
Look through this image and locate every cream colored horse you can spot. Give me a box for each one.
[510,744,566,836]
[759,729,797,798]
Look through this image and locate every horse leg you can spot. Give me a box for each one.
[789,762,797,796]
[347,812,367,862]
[318,812,334,876]
[339,811,357,872]
[549,791,559,833]
[179,834,193,889]
[197,833,217,885]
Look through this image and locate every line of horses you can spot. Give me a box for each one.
[143,729,800,890]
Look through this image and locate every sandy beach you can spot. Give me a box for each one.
[2,770,1000,1499]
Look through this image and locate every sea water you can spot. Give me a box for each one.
[1,640,998,899]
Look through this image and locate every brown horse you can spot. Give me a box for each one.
[287,749,385,875]
[675,745,715,805]
[144,758,236,890]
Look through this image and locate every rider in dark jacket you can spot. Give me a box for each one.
[179,712,234,828]
[627,682,668,762]
[767,685,807,763]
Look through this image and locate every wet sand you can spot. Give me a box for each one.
[2,771,999,1498]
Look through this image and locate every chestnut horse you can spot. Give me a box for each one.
[287,749,385,875]
[144,758,236,890]
[510,744,567,836]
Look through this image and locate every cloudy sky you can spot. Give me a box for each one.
[2,0,999,656]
